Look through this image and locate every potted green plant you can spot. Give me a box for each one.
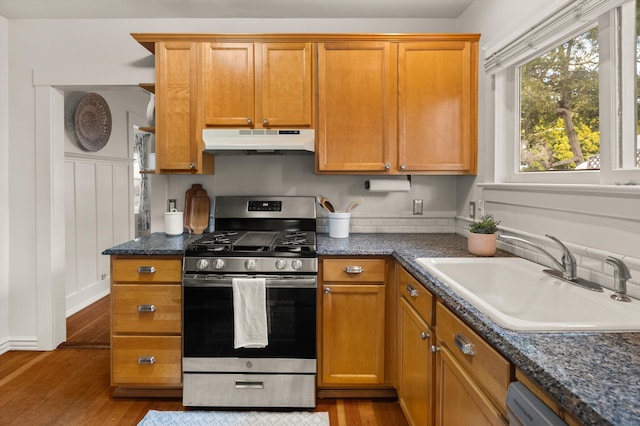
[467,213,501,256]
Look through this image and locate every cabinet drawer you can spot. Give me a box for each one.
[436,301,511,412]
[112,284,182,334]
[397,266,433,326]
[322,258,386,282]
[112,257,182,283]
[112,335,182,386]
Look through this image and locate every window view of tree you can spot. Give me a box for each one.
[519,28,600,172]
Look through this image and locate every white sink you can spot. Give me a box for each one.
[415,257,640,332]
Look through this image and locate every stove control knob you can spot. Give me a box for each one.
[291,259,303,270]
[213,259,225,270]
[275,259,287,270]
[196,259,209,270]
[245,259,256,271]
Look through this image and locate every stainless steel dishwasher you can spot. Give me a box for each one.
[506,382,568,426]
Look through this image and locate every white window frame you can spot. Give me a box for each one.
[488,0,640,186]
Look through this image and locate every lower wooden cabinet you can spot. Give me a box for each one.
[110,255,183,396]
[398,297,435,426]
[318,257,395,397]
[435,346,506,426]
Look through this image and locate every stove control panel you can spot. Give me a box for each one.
[185,257,318,274]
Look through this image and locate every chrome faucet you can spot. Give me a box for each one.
[498,234,603,292]
[606,257,632,302]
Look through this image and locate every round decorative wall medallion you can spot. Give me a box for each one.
[74,92,112,152]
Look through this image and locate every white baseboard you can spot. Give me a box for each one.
[66,279,110,317]
[2,336,39,352]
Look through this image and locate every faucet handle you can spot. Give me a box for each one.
[606,256,632,281]
[545,235,577,279]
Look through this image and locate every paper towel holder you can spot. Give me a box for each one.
[364,175,412,191]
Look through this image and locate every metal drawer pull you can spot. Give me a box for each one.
[407,285,419,297]
[137,356,156,365]
[235,381,264,389]
[454,333,475,356]
[137,266,156,274]
[137,304,157,313]
[420,331,430,340]
[345,266,364,274]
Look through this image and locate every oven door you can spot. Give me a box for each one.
[182,274,317,362]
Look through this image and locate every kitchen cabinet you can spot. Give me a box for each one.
[433,301,511,425]
[397,266,435,426]
[318,257,396,397]
[317,35,479,174]
[155,41,214,174]
[200,42,313,128]
[110,256,183,396]
[398,41,478,173]
[317,42,396,172]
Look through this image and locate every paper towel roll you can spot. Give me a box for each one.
[365,179,411,192]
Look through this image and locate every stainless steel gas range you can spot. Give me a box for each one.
[182,196,317,408]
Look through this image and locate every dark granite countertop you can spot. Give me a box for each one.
[103,232,639,425]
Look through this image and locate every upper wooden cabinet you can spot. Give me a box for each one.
[155,41,214,174]
[132,33,478,176]
[317,42,396,172]
[200,42,313,128]
[398,41,478,174]
[316,35,479,175]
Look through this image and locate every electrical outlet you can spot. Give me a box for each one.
[469,201,476,219]
[413,199,423,215]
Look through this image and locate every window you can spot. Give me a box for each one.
[487,0,640,185]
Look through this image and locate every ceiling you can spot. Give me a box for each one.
[0,0,474,19]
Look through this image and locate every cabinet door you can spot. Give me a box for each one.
[155,41,201,171]
[398,297,434,426]
[317,42,396,172]
[201,43,255,127]
[435,346,507,426]
[321,284,386,385]
[259,43,313,127]
[398,41,478,174]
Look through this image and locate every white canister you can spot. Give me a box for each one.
[328,212,351,238]
[164,209,184,236]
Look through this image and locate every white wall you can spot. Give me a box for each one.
[5,17,457,351]
[0,16,9,353]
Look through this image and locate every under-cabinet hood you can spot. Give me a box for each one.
[203,128,315,154]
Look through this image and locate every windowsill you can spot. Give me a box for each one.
[478,182,640,196]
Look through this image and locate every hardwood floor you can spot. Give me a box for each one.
[0,296,408,426]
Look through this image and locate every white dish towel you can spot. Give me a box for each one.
[232,278,268,349]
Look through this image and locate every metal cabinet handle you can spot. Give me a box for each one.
[430,345,441,353]
[345,266,364,274]
[400,164,406,170]
[454,333,475,356]
[420,331,430,340]
[137,304,157,313]
[137,266,156,274]
[407,285,419,298]
[384,163,391,170]
[235,381,264,389]
[247,118,253,125]
[189,163,196,170]
[137,356,156,365]
[324,287,331,294]
[262,118,269,126]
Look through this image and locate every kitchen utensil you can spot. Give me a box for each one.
[345,197,362,213]
[317,195,335,213]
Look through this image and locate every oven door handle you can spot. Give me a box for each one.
[182,275,317,288]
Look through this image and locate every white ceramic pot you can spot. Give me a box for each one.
[146,94,155,126]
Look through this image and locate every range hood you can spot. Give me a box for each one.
[203,128,315,154]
